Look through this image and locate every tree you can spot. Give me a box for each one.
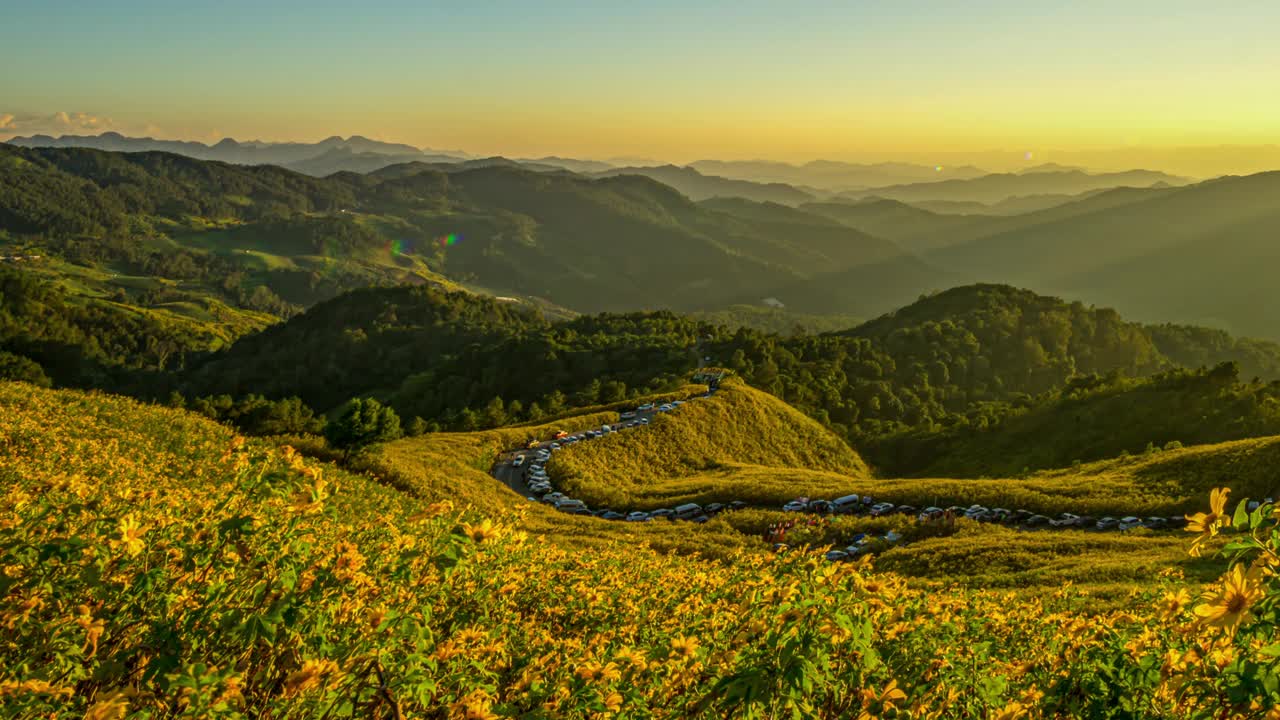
[324,398,402,459]
[406,416,429,436]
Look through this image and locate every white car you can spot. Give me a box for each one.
[637,403,655,411]
[512,455,525,467]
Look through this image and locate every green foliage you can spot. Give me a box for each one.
[186,393,325,436]
[324,397,403,456]
[867,365,1280,477]
[0,350,50,386]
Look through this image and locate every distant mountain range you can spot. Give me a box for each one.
[688,159,991,192]
[834,169,1190,205]
[595,165,816,205]
[4,132,473,171]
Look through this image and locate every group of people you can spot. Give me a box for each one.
[763,515,831,543]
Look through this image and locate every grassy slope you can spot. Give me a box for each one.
[548,380,871,508]
[6,382,1233,718]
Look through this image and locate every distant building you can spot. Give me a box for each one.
[762,297,786,309]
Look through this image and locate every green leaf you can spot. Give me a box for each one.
[1233,499,1251,529]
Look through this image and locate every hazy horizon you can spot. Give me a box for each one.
[6,1,1280,177]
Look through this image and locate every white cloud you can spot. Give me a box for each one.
[0,111,118,139]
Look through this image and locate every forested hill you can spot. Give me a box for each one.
[171,281,1280,441]
[0,143,947,319]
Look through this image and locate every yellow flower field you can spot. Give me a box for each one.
[1,382,1278,718]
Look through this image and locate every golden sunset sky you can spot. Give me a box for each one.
[4,1,1279,175]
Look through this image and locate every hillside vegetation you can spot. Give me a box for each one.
[548,381,870,508]
[925,171,1280,338]
[869,365,1280,476]
[5,381,1280,717]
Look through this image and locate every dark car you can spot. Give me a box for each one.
[728,501,748,511]
[704,503,726,515]
[600,511,626,521]
[1165,516,1189,529]
[649,508,675,519]
[809,500,834,515]
[1096,517,1119,531]
[1143,516,1169,530]
[895,505,917,516]
[1023,514,1051,528]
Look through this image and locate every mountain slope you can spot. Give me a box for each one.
[924,172,1280,337]
[0,144,935,320]
[548,379,871,508]
[805,186,1178,253]
[594,164,815,205]
[838,169,1187,205]
[5,131,468,166]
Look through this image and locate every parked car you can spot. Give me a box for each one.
[512,455,525,467]
[637,403,655,411]
[918,507,945,522]
[620,411,637,420]
[626,511,652,522]
[1023,514,1051,528]
[808,500,834,514]
[824,550,849,562]
[649,508,675,519]
[1143,516,1169,530]
[704,503,726,515]
[639,418,650,425]
[869,502,896,517]
[832,494,862,514]
[782,500,809,513]
[600,511,626,521]
[728,501,747,511]
[1118,516,1144,531]
[674,503,704,520]
[1165,516,1189,529]
[1049,513,1080,528]
[1096,517,1119,531]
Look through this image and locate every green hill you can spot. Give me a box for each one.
[802,185,1175,253]
[867,364,1280,477]
[0,144,945,324]
[548,380,870,508]
[595,164,816,204]
[924,171,1280,338]
[836,168,1187,204]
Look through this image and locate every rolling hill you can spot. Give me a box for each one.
[593,164,816,205]
[688,158,989,191]
[836,168,1188,205]
[924,171,1280,338]
[5,131,469,166]
[547,380,871,508]
[0,144,947,323]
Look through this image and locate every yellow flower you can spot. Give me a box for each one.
[859,679,907,719]
[992,700,1028,720]
[283,659,343,696]
[83,691,130,720]
[75,605,105,657]
[669,635,699,659]
[1194,563,1265,633]
[450,690,499,720]
[115,514,146,556]
[1186,487,1230,556]
[602,690,623,712]
[462,519,503,543]
[1158,588,1191,621]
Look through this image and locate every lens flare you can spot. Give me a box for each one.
[1025,151,1034,160]
[440,233,459,247]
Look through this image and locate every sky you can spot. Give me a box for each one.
[3,0,1280,174]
